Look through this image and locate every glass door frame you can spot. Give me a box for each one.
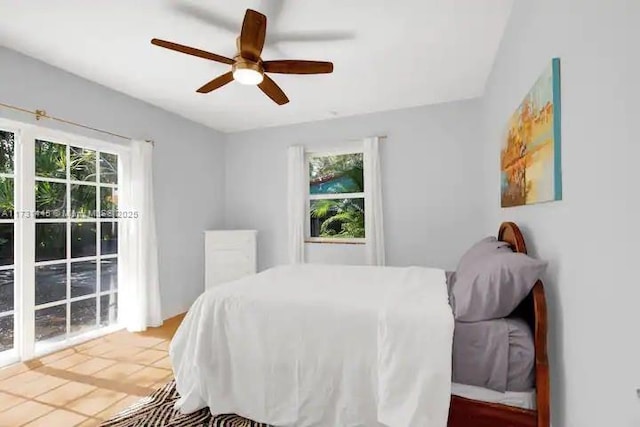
[0,121,22,366]
[0,117,130,364]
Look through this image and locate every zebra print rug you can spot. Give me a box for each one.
[100,380,271,427]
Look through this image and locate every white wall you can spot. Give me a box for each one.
[0,46,226,319]
[481,1,640,426]
[224,100,486,271]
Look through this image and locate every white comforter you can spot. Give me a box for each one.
[170,264,454,427]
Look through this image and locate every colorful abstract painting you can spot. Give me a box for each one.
[501,58,562,207]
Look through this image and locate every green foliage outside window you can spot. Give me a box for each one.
[0,136,119,261]
[309,153,365,239]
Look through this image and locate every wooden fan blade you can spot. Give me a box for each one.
[173,3,238,33]
[196,72,234,93]
[263,60,334,74]
[258,75,289,105]
[240,9,267,61]
[269,31,355,44]
[151,38,234,65]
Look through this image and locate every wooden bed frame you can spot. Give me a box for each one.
[447,222,550,427]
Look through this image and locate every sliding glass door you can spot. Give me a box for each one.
[0,119,125,365]
[0,129,16,363]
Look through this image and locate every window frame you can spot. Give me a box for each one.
[305,146,366,245]
[0,118,129,364]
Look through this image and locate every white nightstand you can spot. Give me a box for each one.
[204,230,257,291]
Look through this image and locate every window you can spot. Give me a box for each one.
[0,118,125,365]
[307,151,365,243]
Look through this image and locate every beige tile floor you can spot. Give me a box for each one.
[0,314,184,427]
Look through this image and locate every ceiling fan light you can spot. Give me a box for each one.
[233,68,264,85]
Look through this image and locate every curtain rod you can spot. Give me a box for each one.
[0,102,154,145]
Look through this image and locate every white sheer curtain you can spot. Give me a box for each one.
[287,145,306,264]
[364,137,385,265]
[120,140,162,332]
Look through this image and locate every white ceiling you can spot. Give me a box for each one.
[0,0,512,133]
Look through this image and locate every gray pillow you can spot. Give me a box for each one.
[456,236,512,273]
[452,246,547,322]
[452,317,535,392]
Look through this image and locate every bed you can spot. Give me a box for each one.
[170,222,549,427]
[447,222,550,427]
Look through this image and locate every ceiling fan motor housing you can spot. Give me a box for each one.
[233,57,263,75]
[232,57,264,85]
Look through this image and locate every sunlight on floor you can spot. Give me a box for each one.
[0,314,184,426]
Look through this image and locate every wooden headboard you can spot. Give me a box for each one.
[498,222,550,427]
[449,222,550,427]
[498,221,528,254]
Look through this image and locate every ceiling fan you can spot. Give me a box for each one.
[151,9,334,105]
